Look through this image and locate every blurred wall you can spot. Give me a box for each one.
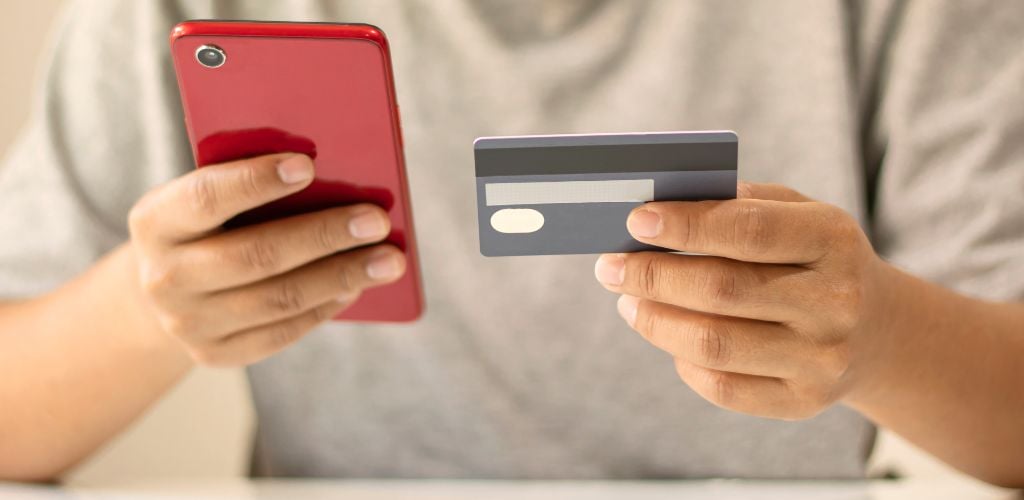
[0,0,968,486]
[0,2,64,154]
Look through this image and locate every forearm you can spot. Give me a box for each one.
[0,244,193,482]
[845,263,1024,487]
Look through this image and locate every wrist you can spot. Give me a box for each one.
[95,244,195,367]
[841,259,922,409]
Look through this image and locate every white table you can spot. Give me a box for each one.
[0,477,1017,500]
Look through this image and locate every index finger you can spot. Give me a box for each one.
[131,154,314,244]
[626,199,837,264]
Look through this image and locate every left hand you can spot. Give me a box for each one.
[595,182,893,420]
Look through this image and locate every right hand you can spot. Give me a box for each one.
[127,153,406,366]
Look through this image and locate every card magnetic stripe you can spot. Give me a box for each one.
[475,138,736,177]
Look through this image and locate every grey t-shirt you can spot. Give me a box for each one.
[2,0,1023,479]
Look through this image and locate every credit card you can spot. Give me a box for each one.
[474,131,737,256]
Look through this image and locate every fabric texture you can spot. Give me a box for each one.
[1,0,1021,479]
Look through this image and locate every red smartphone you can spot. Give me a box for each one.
[170,21,423,322]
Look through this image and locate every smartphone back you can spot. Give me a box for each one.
[171,21,423,322]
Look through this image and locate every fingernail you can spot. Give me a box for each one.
[594,254,625,287]
[366,252,403,281]
[349,212,389,240]
[617,295,639,327]
[627,209,662,239]
[277,155,314,184]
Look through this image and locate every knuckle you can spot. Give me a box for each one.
[138,261,180,297]
[816,341,853,382]
[635,305,661,342]
[636,256,661,298]
[127,202,151,237]
[336,257,364,293]
[311,303,336,323]
[703,370,737,408]
[239,165,265,200]
[338,268,355,294]
[691,318,731,368]
[696,267,741,309]
[825,279,866,331]
[159,313,197,339]
[732,204,773,257]
[237,238,281,273]
[818,205,867,258]
[266,280,308,314]
[266,321,305,350]
[822,205,858,237]
[187,174,219,216]
[681,209,701,250]
[312,216,341,252]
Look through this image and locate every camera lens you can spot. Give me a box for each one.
[195,45,226,68]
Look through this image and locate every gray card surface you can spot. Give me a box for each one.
[475,131,738,256]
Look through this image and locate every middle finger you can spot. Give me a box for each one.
[620,295,809,378]
[196,244,406,337]
[175,204,392,291]
[596,252,811,322]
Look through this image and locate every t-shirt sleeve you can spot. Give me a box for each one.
[869,1,1024,301]
[0,0,196,299]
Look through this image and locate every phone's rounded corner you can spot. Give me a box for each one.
[355,23,390,50]
[721,129,739,142]
[403,306,426,323]
[169,20,198,46]
[387,301,425,323]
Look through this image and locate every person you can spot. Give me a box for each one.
[0,0,1021,486]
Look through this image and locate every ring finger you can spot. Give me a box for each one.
[619,295,810,378]
[195,244,406,337]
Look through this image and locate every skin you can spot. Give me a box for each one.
[594,182,1024,488]
[0,153,407,481]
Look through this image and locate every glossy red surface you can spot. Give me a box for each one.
[171,21,423,322]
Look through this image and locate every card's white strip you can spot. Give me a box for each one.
[485,179,654,206]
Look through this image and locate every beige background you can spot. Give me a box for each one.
[1,1,966,485]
